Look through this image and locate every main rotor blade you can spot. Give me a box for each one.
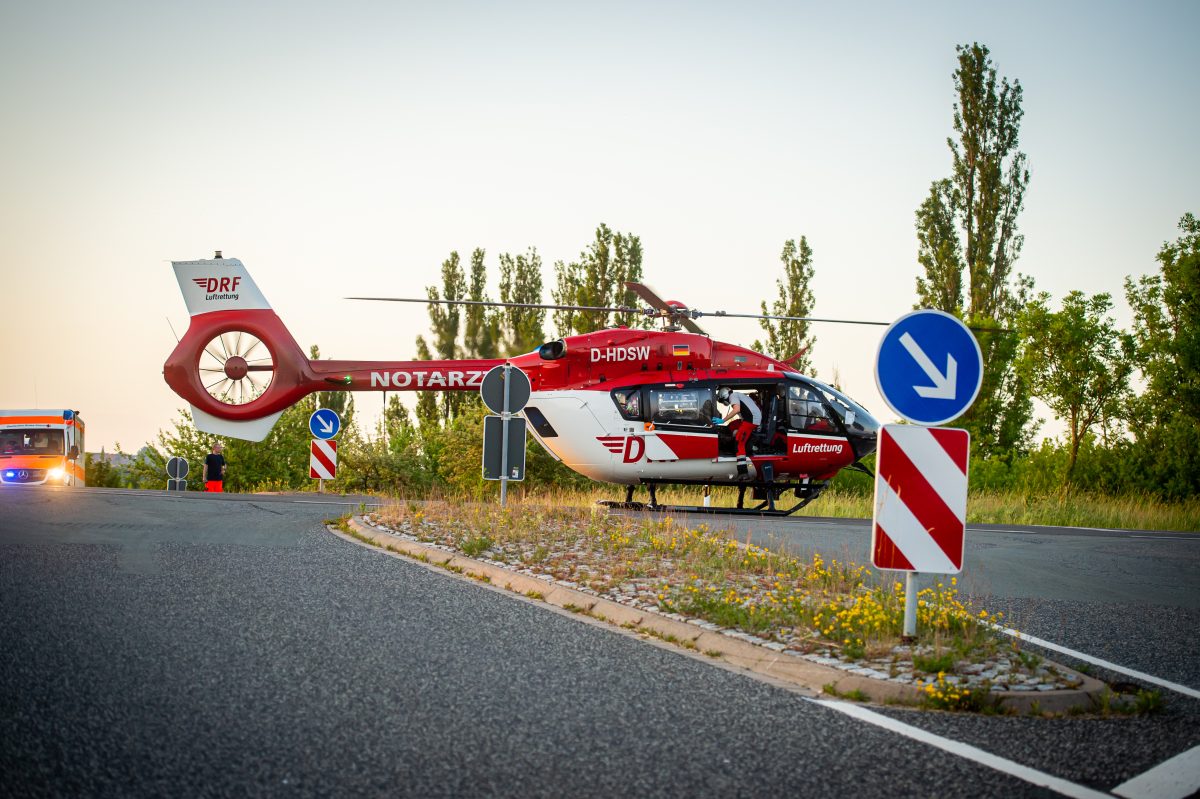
[623,281,671,312]
[698,310,891,327]
[349,293,1009,333]
[624,282,708,335]
[698,310,1010,333]
[346,296,645,316]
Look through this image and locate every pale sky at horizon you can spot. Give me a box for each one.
[1,1,1196,453]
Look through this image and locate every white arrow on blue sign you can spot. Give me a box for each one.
[875,309,984,426]
[309,408,341,440]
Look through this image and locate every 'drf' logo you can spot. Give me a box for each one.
[597,435,645,463]
[193,277,243,293]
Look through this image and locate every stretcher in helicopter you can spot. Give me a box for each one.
[163,254,882,516]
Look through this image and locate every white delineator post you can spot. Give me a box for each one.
[904,572,918,639]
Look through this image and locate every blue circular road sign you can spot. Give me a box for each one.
[875,309,983,426]
[309,408,341,440]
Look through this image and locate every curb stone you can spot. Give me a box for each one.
[344,517,1107,713]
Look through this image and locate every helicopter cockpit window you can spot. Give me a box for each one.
[787,385,836,433]
[612,389,643,420]
[807,378,881,435]
[648,387,716,426]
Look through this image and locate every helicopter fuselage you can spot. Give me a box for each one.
[163,258,881,499]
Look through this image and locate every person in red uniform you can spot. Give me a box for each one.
[203,442,226,492]
[717,387,762,458]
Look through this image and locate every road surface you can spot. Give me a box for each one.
[1,487,1197,797]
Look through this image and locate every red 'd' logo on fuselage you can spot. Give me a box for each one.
[598,435,645,463]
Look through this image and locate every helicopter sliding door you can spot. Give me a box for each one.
[643,385,720,463]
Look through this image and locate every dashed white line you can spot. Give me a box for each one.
[1113,745,1200,799]
[991,626,1200,700]
[809,699,1110,798]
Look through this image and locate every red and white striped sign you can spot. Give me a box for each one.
[871,424,969,573]
[310,439,337,479]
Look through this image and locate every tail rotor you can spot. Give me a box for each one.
[199,331,276,405]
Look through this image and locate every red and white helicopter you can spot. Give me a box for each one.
[164,254,883,515]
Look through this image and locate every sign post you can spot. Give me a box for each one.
[480,364,531,506]
[166,456,188,492]
[309,409,341,493]
[873,310,982,640]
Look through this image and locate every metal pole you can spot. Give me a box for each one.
[903,571,918,639]
[319,477,324,494]
[499,363,511,507]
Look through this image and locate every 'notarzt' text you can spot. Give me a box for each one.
[369,370,486,389]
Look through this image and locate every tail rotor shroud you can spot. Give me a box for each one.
[198,331,276,406]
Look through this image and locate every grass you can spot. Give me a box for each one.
[913,651,957,674]
[823,683,870,702]
[791,486,1200,532]
[403,483,1199,532]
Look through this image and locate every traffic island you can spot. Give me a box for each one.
[337,506,1111,715]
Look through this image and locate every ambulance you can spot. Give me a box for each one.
[0,410,86,486]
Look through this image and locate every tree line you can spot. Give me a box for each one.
[94,42,1197,502]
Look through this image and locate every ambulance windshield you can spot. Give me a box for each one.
[0,429,64,456]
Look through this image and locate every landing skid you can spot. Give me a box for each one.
[599,480,823,518]
[597,499,813,518]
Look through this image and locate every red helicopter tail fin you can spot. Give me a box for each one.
[165,256,310,442]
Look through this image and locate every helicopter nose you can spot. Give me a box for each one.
[849,414,880,460]
[860,426,878,459]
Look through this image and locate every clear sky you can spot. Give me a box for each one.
[1,1,1196,453]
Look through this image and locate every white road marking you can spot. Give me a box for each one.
[1113,745,1200,799]
[991,625,1200,700]
[809,699,1109,798]
[1127,536,1198,542]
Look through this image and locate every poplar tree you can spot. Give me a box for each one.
[416,252,469,423]
[552,224,647,335]
[498,247,546,356]
[753,236,816,373]
[463,248,500,360]
[915,42,1034,456]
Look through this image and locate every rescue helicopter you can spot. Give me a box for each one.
[163,254,885,516]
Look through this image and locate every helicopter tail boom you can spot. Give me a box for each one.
[164,256,505,442]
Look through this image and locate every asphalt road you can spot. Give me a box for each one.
[1,487,1198,797]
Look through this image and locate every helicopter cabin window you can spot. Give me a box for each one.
[648,387,716,426]
[787,385,836,433]
[612,389,643,420]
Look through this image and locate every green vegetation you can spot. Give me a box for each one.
[753,237,816,372]
[106,43,1194,521]
[823,684,871,702]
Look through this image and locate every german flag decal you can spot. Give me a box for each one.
[672,344,690,357]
